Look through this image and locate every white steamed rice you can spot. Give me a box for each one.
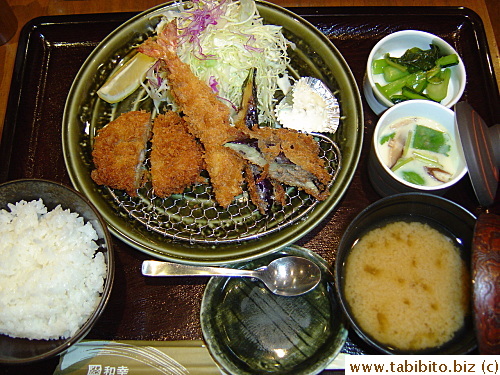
[0,199,107,340]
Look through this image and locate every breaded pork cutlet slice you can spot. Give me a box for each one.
[91,110,151,196]
[150,111,205,198]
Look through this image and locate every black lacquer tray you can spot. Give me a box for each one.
[1,6,498,375]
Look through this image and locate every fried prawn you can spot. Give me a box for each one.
[139,21,246,207]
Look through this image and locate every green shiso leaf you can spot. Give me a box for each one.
[380,132,395,145]
[412,124,450,155]
[402,171,426,185]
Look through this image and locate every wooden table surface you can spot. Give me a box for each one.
[0,0,499,138]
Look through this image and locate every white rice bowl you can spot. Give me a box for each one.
[0,199,107,340]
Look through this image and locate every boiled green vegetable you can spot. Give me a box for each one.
[390,45,440,73]
[436,53,459,68]
[372,43,459,104]
[383,65,410,82]
[426,68,452,102]
[401,86,430,100]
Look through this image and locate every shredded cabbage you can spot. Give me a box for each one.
[153,0,291,124]
[142,61,176,112]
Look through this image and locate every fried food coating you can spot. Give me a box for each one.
[91,110,151,196]
[138,21,246,207]
[150,111,205,197]
[247,126,332,186]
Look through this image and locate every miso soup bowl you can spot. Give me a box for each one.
[334,193,477,354]
[363,30,466,115]
[368,99,467,197]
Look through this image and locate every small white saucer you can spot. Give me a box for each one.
[362,73,388,116]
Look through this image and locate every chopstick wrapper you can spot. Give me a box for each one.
[54,340,221,375]
[55,340,346,374]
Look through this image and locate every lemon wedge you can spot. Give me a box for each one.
[97,52,157,104]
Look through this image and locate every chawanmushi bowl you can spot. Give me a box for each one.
[368,99,467,197]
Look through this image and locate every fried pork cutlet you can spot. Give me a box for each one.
[91,110,151,196]
[150,111,205,197]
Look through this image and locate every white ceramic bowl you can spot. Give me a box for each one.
[364,30,466,115]
[368,100,467,196]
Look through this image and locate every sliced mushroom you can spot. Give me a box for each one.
[425,166,452,182]
[387,129,406,168]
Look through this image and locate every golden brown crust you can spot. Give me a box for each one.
[137,21,332,207]
[91,110,151,196]
[244,164,266,214]
[271,179,287,206]
[165,58,246,207]
[250,127,331,186]
[139,21,246,208]
[241,127,331,200]
[150,112,205,197]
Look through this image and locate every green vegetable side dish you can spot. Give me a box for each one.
[372,44,459,104]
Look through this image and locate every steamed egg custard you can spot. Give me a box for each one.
[378,116,459,186]
[344,220,470,352]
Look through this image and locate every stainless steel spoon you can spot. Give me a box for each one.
[141,256,321,296]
